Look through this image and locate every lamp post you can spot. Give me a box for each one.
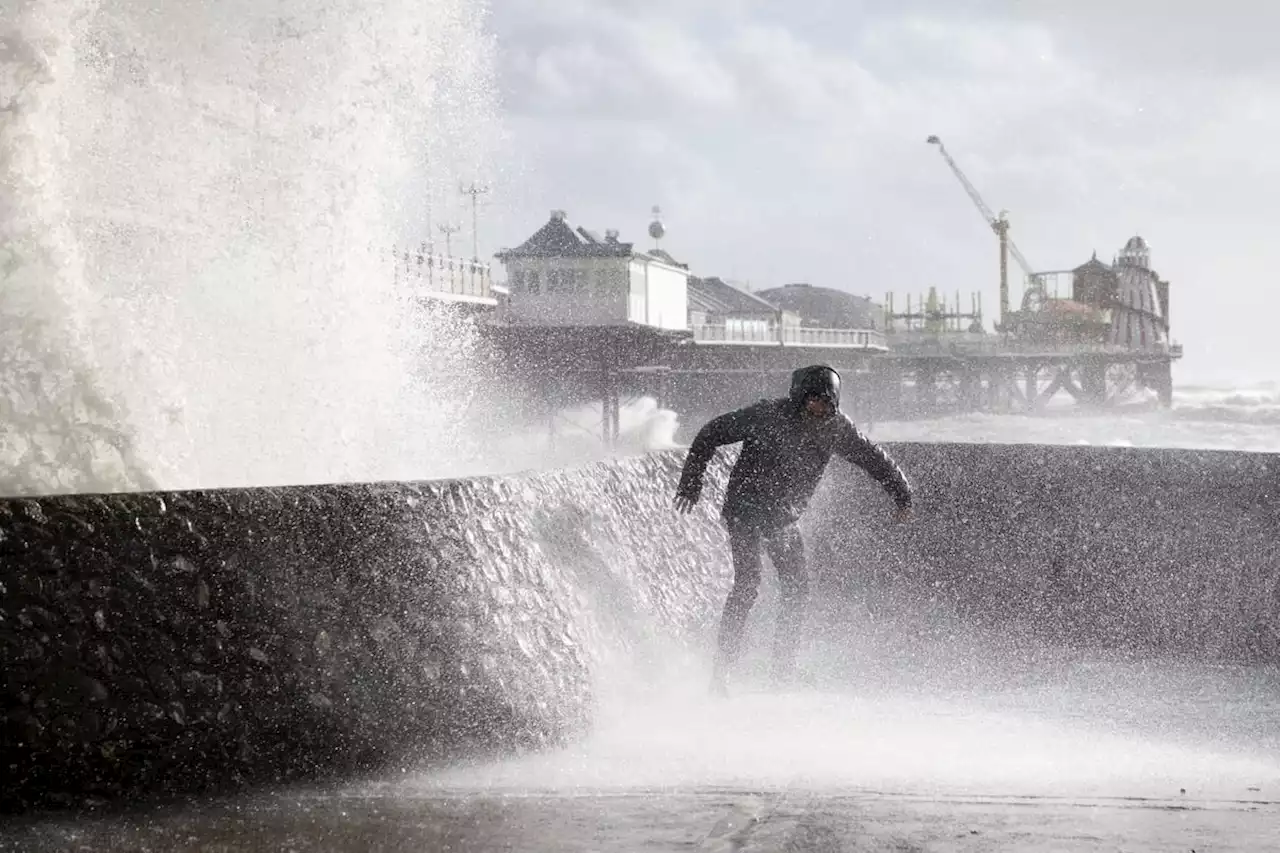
[459,182,490,261]
[437,222,459,256]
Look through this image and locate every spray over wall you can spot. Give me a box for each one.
[1,0,507,496]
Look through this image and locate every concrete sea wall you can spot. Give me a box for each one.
[0,454,734,811]
[813,442,1280,661]
[4,442,1280,810]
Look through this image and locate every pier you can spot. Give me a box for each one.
[405,209,1184,446]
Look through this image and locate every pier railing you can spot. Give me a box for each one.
[692,324,889,350]
[888,336,1184,359]
[391,245,494,303]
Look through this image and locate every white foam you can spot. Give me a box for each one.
[387,674,1278,802]
[1,0,504,496]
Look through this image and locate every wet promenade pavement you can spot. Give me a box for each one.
[4,785,1276,852]
[5,651,1278,852]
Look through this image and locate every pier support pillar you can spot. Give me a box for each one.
[1079,360,1107,405]
[600,355,620,448]
[957,371,970,412]
[873,361,905,421]
[1152,360,1174,408]
[1025,365,1041,412]
[917,365,938,415]
[988,365,1015,413]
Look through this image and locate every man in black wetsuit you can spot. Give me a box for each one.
[673,364,914,695]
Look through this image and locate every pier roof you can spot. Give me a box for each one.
[688,276,780,317]
[496,210,690,268]
[496,210,633,259]
[497,209,696,265]
[755,282,880,329]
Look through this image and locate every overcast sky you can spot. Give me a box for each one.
[470,0,1278,383]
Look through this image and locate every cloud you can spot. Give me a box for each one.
[482,2,1280,380]
[491,0,741,119]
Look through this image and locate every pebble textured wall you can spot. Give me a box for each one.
[0,453,734,811]
[815,442,1280,660]
[5,441,1279,812]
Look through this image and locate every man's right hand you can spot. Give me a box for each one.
[674,494,698,514]
[893,505,914,524]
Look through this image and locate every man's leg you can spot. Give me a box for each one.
[764,524,809,685]
[712,522,764,693]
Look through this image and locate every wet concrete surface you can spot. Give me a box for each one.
[4,651,1278,852]
[1,786,1275,852]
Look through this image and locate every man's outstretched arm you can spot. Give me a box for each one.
[674,402,763,510]
[831,415,914,512]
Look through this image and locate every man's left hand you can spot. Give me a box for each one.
[893,505,914,524]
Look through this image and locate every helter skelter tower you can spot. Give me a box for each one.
[1111,235,1167,350]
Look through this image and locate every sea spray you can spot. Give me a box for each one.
[1,0,506,495]
[1,0,156,495]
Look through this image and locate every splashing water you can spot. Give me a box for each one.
[395,602,1280,803]
[1,0,505,496]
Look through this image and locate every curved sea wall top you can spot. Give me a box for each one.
[4,441,1280,810]
[0,453,735,811]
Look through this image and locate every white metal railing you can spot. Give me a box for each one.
[692,324,889,350]
[888,335,1184,358]
[391,246,494,302]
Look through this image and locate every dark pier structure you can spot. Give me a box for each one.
[446,208,1182,445]
[871,236,1179,421]
[483,323,682,446]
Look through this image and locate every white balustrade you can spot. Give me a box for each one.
[390,247,493,302]
[690,324,889,350]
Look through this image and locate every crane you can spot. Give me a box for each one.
[926,135,1043,327]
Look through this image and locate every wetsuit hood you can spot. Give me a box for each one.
[789,364,841,411]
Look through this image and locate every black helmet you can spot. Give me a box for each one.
[789,364,841,410]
